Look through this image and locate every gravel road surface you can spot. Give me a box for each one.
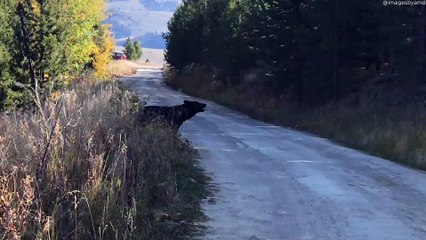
[122,68,426,240]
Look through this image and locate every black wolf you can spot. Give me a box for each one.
[139,100,207,129]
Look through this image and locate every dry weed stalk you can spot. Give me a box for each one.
[0,79,202,239]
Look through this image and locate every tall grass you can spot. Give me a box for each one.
[295,103,426,169]
[0,78,209,239]
[107,61,137,77]
[164,65,426,169]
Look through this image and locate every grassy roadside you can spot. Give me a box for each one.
[107,60,138,77]
[164,65,426,170]
[0,77,210,239]
[107,58,163,78]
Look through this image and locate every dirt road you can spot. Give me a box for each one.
[122,68,426,240]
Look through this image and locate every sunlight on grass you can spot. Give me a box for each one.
[0,79,209,239]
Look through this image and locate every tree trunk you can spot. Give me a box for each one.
[17,3,36,88]
[294,0,304,107]
[332,0,339,102]
[39,0,45,83]
[419,6,426,83]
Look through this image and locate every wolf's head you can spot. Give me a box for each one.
[183,100,206,114]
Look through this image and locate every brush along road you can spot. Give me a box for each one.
[122,68,426,240]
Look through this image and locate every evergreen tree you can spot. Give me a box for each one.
[133,39,143,59]
[0,0,114,110]
[124,37,142,60]
[164,0,426,103]
[164,0,206,71]
[0,0,19,109]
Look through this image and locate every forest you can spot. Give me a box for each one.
[164,0,426,105]
[0,0,114,110]
[164,0,426,169]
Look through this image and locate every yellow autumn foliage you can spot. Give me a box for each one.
[63,0,113,73]
[23,0,114,78]
[93,24,115,79]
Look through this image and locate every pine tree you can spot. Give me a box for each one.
[0,0,18,109]
[124,37,136,59]
[164,0,206,71]
[0,0,114,110]
[164,0,425,104]
[133,40,143,59]
[124,37,143,60]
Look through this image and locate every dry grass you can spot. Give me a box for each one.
[165,65,426,169]
[294,103,426,169]
[133,60,162,68]
[0,78,209,239]
[107,60,138,77]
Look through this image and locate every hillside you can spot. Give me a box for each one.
[106,0,179,48]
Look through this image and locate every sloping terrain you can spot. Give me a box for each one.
[106,0,178,48]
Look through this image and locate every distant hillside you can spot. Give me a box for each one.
[139,32,166,49]
[106,0,179,49]
[138,0,178,11]
[108,0,178,11]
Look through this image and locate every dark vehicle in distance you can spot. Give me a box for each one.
[112,52,127,60]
